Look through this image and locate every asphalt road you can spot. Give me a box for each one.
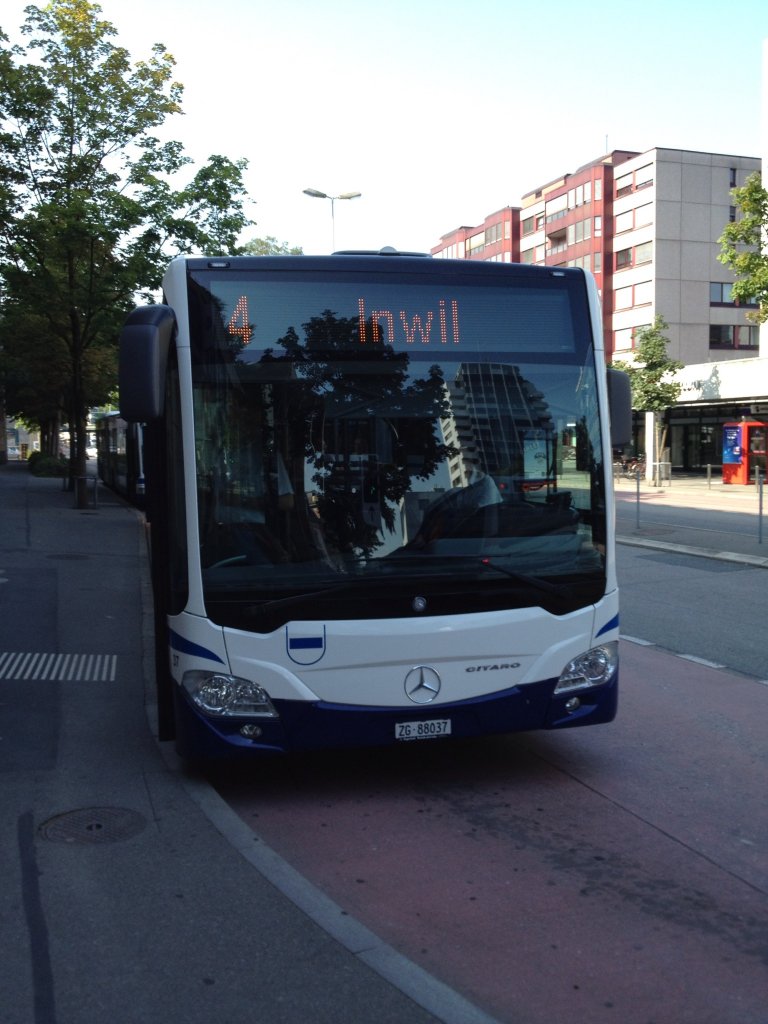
[617,544,767,680]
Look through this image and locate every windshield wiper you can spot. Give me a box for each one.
[213,558,581,622]
[478,557,575,600]
[241,572,445,617]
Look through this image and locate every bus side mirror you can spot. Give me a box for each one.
[119,305,177,422]
[607,368,632,447]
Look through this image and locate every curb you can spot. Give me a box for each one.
[617,534,768,569]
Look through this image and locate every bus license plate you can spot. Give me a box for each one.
[395,719,451,741]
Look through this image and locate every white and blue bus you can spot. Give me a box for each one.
[119,251,631,759]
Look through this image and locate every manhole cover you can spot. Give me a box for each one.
[39,807,147,844]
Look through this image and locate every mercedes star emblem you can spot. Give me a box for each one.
[404,665,442,704]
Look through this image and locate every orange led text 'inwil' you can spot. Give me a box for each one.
[226,296,461,346]
[358,298,461,344]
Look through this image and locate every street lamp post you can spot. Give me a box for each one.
[303,188,361,251]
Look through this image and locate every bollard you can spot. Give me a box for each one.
[74,476,88,509]
[635,469,641,528]
[706,464,712,488]
[759,470,764,545]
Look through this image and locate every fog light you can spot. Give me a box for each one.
[555,641,618,694]
[182,671,278,718]
[240,724,263,739]
[564,697,581,713]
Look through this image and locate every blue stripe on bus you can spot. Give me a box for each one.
[289,637,324,650]
[596,613,619,638]
[169,629,225,664]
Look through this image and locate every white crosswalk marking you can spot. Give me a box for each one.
[0,653,117,682]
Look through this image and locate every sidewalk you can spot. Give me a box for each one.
[0,464,482,1024]
[613,470,768,568]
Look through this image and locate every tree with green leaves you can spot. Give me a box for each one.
[0,1,252,495]
[612,315,683,485]
[241,236,303,256]
[718,171,768,323]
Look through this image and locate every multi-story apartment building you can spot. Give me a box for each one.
[431,147,766,470]
[433,206,520,264]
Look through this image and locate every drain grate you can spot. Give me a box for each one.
[39,807,147,844]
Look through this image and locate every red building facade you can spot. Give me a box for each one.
[431,151,640,361]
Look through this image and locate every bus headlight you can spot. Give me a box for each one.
[554,641,618,693]
[182,671,278,718]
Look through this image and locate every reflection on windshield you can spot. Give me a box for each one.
[192,295,605,623]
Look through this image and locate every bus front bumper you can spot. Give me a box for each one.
[172,674,618,761]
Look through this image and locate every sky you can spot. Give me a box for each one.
[2,0,767,256]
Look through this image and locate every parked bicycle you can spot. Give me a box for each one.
[613,455,646,479]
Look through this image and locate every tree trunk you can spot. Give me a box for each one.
[653,418,669,487]
[68,284,89,507]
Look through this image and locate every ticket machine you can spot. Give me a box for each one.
[722,420,767,484]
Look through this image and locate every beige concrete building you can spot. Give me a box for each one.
[431,145,766,471]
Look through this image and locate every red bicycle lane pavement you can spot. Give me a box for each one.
[210,640,768,1024]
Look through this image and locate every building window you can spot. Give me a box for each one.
[522,216,534,235]
[613,327,634,350]
[709,325,735,349]
[635,240,652,264]
[709,282,757,306]
[485,222,502,245]
[729,167,737,188]
[520,247,534,264]
[709,324,758,349]
[740,326,760,348]
[617,282,652,308]
[635,203,653,227]
[566,184,587,209]
[615,210,633,233]
[616,172,633,198]
[615,247,632,270]
[566,218,592,246]
[729,206,736,222]
[616,165,654,198]
[615,204,652,234]
[710,282,735,305]
[566,254,592,270]
[635,164,654,189]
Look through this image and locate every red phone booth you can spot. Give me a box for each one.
[722,420,767,484]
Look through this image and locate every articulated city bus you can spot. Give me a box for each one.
[119,251,631,759]
[94,412,146,508]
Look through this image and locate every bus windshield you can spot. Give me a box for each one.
[185,265,606,630]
